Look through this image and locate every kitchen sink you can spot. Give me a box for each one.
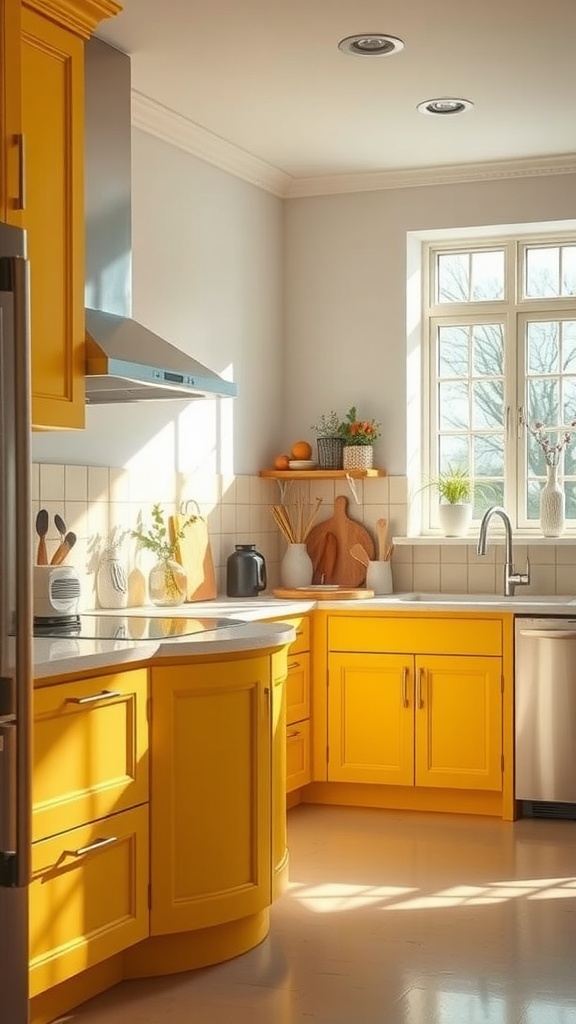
[389,593,576,605]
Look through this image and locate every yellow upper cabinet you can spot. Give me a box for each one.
[19,0,120,429]
[0,0,23,225]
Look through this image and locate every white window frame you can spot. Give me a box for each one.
[423,232,576,534]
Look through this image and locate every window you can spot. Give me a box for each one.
[424,236,576,531]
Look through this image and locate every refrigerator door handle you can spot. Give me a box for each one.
[0,724,17,866]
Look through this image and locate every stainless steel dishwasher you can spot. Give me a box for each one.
[515,616,576,816]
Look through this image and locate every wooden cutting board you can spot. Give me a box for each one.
[273,587,374,600]
[168,503,217,602]
[305,494,375,587]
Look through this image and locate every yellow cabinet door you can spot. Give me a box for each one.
[21,4,86,429]
[271,653,288,897]
[29,804,149,997]
[286,651,310,725]
[287,719,311,793]
[150,657,272,935]
[0,0,23,225]
[415,655,503,791]
[328,653,413,785]
[33,669,149,842]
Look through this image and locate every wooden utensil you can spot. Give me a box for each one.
[349,543,370,568]
[50,531,76,565]
[376,518,388,561]
[313,530,338,584]
[168,500,217,602]
[54,513,66,544]
[35,508,49,565]
[305,494,375,587]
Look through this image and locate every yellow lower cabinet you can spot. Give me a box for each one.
[287,719,311,792]
[328,652,502,792]
[415,655,503,791]
[328,653,413,785]
[29,804,149,998]
[150,657,272,935]
[33,669,149,842]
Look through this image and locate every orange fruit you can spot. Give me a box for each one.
[291,440,312,460]
[274,454,290,470]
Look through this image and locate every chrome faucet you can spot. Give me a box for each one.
[477,505,530,597]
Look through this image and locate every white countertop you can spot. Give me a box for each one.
[34,591,576,680]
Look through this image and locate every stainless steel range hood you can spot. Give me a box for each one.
[84,38,237,403]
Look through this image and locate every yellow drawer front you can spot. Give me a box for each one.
[286,652,310,725]
[271,615,309,654]
[329,616,502,657]
[33,669,149,842]
[286,719,311,793]
[29,804,149,997]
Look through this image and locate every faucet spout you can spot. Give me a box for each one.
[477,505,530,597]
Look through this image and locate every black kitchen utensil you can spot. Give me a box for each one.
[54,513,66,544]
[35,508,49,565]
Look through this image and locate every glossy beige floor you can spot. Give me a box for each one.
[70,805,576,1024]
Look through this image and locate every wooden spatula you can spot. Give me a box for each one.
[349,543,370,567]
[376,518,388,561]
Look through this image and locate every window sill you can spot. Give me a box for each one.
[393,534,576,546]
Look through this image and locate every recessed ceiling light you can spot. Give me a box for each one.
[338,34,405,57]
[417,97,474,116]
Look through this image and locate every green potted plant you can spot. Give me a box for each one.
[338,406,381,471]
[311,410,345,469]
[422,465,473,537]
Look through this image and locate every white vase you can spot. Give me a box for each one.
[343,445,374,471]
[280,543,314,588]
[540,464,565,537]
[438,502,472,537]
[97,552,128,609]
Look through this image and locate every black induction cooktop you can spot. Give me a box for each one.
[33,614,246,641]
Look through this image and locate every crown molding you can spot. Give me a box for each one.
[287,154,576,198]
[131,92,576,200]
[131,92,292,198]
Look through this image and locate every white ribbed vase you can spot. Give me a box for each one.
[540,464,565,537]
[280,543,314,588]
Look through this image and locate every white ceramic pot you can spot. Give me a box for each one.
[438,502,472,537]
[540,463,565,537]
[280,543,313,588]
[365,560,393,595]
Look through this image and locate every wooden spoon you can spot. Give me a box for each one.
[54,513,66,544]
[35,508,49,565]
[376,518,388,561]
[50,531,77,566]
[349,543,370,568]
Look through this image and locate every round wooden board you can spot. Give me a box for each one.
[273,587,374,600]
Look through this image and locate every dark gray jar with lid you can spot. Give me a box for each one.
[226,544,267,597]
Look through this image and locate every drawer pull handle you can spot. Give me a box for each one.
[287,730,301,739]
[288,661,300,670]
[66,689,121,705]
[15,133,26,210]
[402,666,409,708]
[71,836,117,857]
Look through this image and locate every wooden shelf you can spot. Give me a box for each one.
[259,469,386,480]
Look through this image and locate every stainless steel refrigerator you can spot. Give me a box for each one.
[0,220,32,1024]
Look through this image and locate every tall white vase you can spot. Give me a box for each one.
[280,543,313,588]
[540,464,565,537]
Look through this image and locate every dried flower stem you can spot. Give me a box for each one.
[270,497,323,544]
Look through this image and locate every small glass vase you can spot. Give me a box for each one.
[540,463,565,538]
[280,543,314,589]
[148,557,187,606]
[343,445,374,471]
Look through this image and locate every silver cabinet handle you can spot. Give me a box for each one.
[71,836,117,858]
[15,134,26,210]
[66,689,121,705]
[402,666,409,708]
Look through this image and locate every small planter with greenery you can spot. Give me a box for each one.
[131,503,196,605]
[421,466,474,537]
[311,410,345,469]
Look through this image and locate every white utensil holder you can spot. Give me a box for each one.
[365,560,393,595]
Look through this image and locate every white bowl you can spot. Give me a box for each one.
[288,460,316,470]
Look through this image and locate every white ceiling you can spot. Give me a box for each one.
[97,0,576,196]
